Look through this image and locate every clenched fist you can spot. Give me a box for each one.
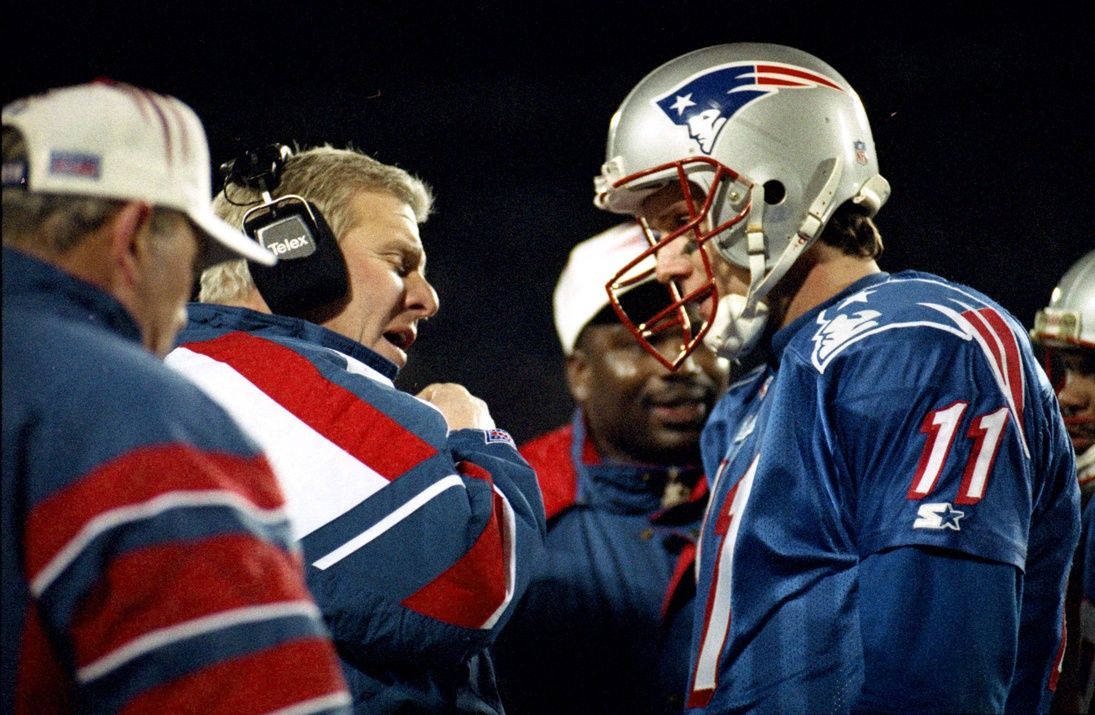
[416,382,496,431]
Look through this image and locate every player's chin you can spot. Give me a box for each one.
[373,339,408,369]
[649,402,708,429]
[643,432,703,466]
[648,421,705,449]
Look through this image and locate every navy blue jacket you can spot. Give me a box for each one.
[170,303,546,713]
[493,410,706,714]
[2,248,348,713]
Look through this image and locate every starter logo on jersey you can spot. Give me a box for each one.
[913,502,965,530]
[653,61,844,154]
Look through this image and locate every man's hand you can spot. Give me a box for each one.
[416,383,496,431]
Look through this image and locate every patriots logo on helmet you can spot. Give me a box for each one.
[653,62,845,154]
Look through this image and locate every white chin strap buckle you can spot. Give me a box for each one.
[705,293,769,360]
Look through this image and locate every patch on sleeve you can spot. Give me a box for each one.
[484,428,516,448]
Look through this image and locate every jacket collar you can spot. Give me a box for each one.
[184,302,399,381]
[3,247,142,344]
[570,409,706,522]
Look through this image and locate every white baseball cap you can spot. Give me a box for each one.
[1,80,275,267]
[553,222,660,354]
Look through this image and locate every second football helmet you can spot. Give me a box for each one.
[1030,249,1095,485]
[595,43,890,367]
[1031,249,1095,351]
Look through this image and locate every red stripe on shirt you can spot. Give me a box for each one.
[69,534,314,670]
[25,446,283,583]
[520,426,578,520]
[661,541,697,620]
[686,555,723,711]
[457,460,492,482]
[119,636,347,715]
[183,332,437,478]
[713,480,740,537]
[965,307,1027,446]
[1048,618,1066,692]
[15,602,73,715]
[977,308,1025,426]
[520,421,612,521]
[401,467,507,628]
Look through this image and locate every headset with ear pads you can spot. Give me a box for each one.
[220,143,350,318]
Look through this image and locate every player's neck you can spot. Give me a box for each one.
[214,287,272,313]
[780,248,880,328]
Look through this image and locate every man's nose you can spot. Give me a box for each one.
[409,274,440,319]
[655,238,693,284]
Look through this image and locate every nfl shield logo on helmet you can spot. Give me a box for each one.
[652,62,845,154]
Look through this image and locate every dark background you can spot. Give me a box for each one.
[6,1,1092,443]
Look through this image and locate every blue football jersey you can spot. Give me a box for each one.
[686,271,1079,713]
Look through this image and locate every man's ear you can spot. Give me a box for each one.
[565,350,592,403]
[108,201,153,286]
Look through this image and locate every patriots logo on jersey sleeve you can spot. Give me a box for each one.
[809,289,882,367]
[653,62,844,154]
[811,308,881,365]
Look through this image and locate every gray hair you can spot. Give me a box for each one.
[199,144,434,303]
[3,126,184,253]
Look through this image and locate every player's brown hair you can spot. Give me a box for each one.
[819,202,884,259]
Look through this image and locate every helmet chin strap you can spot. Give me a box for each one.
[704,293,767,357]
[708,157,845,361]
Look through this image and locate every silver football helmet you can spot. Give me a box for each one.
[595,43,890,368]
[1030,249,1095,483]
[1031,249,1095,350]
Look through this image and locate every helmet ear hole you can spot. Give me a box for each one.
[763,180,786,205]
